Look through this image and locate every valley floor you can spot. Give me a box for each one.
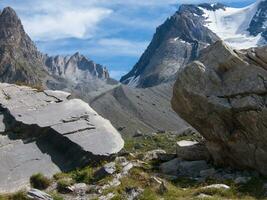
[1,133,266,200]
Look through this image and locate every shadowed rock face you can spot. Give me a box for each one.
[0,7,47,85]
[0,83,124,192]
[172,40,267,175]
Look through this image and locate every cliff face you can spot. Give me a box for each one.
[0,7,47,85]
[172,40,267,175]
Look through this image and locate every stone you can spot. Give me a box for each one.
[94,162,116,180]
[177,160,210,177]
[133,130,143,137]
[0,83,124,192]
[149,176,163,186]
[160,158,182,175]
[234,177,251,184]
[143,149,167,161]
[99,193,115,200]
[203,184,230,190]
[27,189,52,200]
[196,193,213,199]
[124,187,144,200]
[67,183,88,195]
[176,140,210,161]
[200,168,216,178]
[157,153,177,162]
[172,40,267,175]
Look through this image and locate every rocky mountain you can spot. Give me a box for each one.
[121,1,267,88]
[0,6,189,138]
[44,53,110,83]
[0,7,47,85]
[0,6,113,91]
[120,4,219,88]
[172,40,267,175]
[0,83,123,192]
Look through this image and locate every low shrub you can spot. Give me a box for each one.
[30,173,51,190]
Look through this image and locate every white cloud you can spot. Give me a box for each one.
[94,38,149,56]
[23,8,112,40]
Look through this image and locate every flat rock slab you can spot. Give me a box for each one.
[0,83,124,192]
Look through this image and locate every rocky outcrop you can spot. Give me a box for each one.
[0,83,124,192]
[0,7,47,85]
[172,40,267,175]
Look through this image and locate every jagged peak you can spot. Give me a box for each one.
[198,3,226,11]
[0,7,20,21]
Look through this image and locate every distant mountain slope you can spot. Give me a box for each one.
[90,82,190,137]
[45,53,110,83]
[121,1,267,88]
[0,7,47,85]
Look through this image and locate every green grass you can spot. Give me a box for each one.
[56,178,74,193]
[49,192,64,200]
[0,191,29,200]
[30,173,51,190]
[124,133,201,154]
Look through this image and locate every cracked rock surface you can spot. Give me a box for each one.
[172,40,267,175]
[0,83,124,192]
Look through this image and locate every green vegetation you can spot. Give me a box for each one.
[1,133,266,200]
[56,178,73,193]
[49,192,64,200]
[30,173,51,190]
[124,133,201,153]
[0,191,29,200]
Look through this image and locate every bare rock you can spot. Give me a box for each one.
[177,160,210,177]
[94,162,116,180]
[0,83,124,192]
[176,140,210,161]
[203,184,230,190]
[143,149,167,161]
[160,158,182,175]
[27,189,52,200]
[172,40,267,175]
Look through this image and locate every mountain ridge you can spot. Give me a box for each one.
[121,1,267,88]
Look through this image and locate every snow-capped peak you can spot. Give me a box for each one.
[199,1,267,49]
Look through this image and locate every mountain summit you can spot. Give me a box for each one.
[121,1,267,88]
[0,7,47,85]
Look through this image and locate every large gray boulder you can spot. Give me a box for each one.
[172,40,267,175]
[0,83,124,192]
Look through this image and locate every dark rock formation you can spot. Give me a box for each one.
[0,7,47,85]
[172,40,267,175]
[0,83,124,192]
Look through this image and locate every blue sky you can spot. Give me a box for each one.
[0,0,256,79]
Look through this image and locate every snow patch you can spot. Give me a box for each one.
[200,1,266,49]
[127,76,140,87]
